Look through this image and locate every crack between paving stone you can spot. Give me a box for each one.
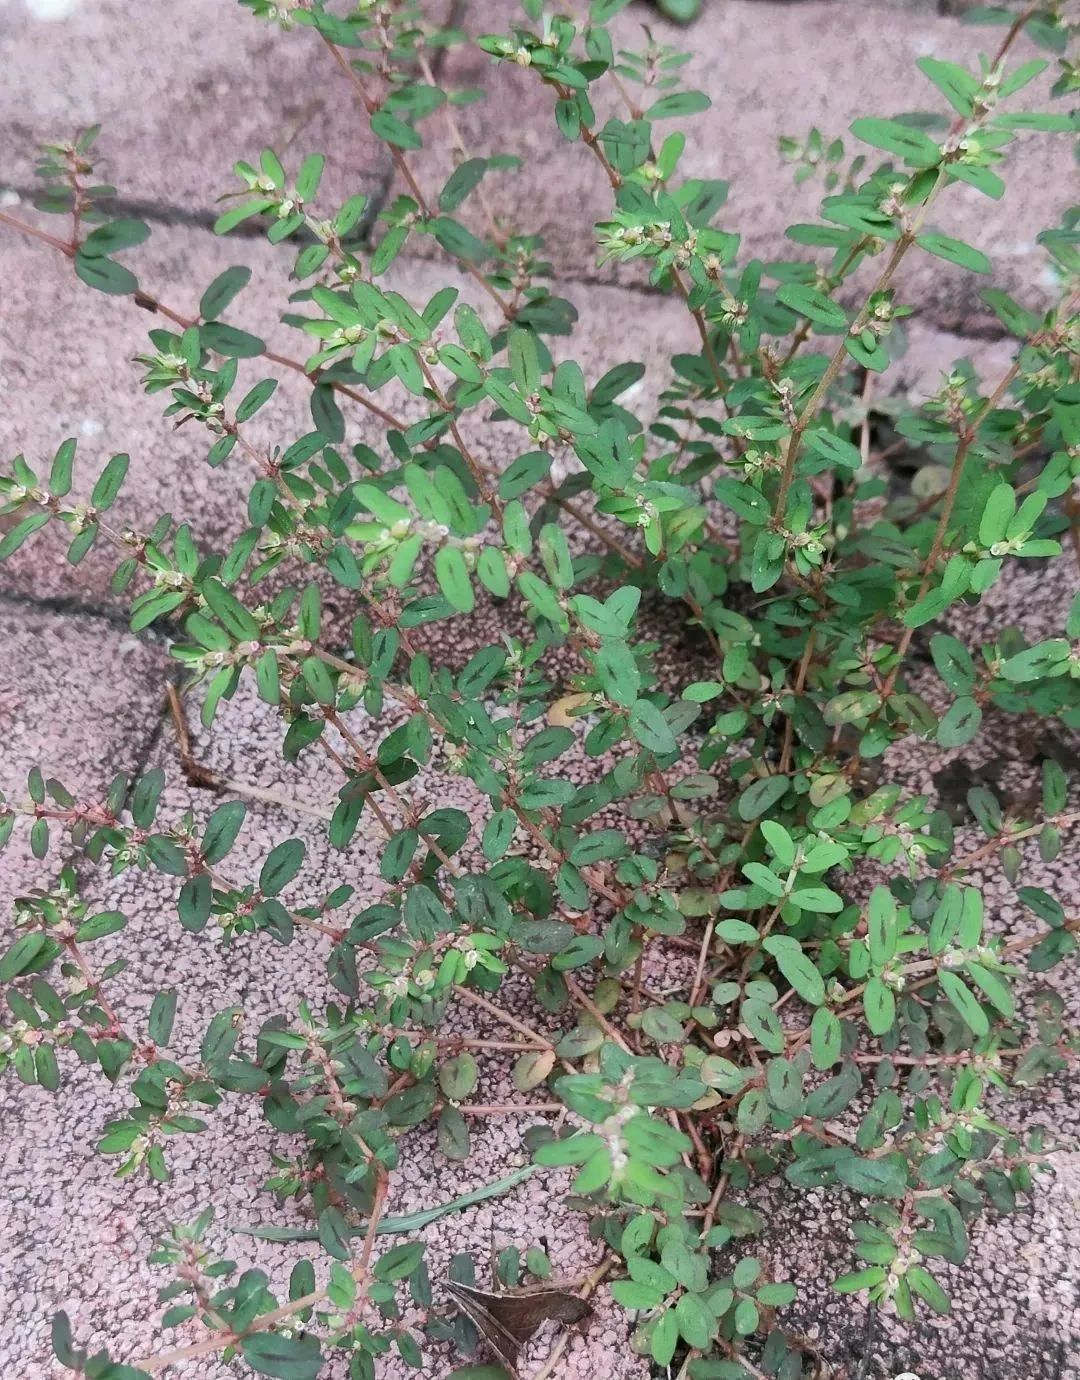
[5,599,179,900]
[0,181,388,247]
[0,587,165,637]
[117,677,178,816]
[61,677,177,909]
[0,176,1017,343]
[0,5,1016,347]
[0,0,1039,353]
[0,585,180,789]
[0,3,461,252]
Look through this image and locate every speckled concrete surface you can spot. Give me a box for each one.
[0,222,694,610]
[0,0,399,210]
[0,654,643,1380]
[0,608,171,916]
[2,1,1079,1378]
[410,0,1076,331]
[3,567,1079,1380]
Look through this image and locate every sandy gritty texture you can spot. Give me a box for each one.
[0,217,692,611]
[0,646,642,1380]
[2,564,1079,1380]
[407,0,1076,331]
[2,0,1080,1378]
[746,724,1080,1380]
[0,0,406,210]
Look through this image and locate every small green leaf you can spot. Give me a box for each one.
[242,1332,322,1380]
[937,970,989,1037]
[863,977,896,1036]
[906,1264,951,1314]
[81,218,150,257]
[236,378,278,422]
[75,910,126,942]
[629,700,677,755]
[917,57,979,115]
[201,801,247,864]
[439,1052,478,1100]
[776,282,847,329]
[371,111,422,149]
[675,1291,714,1348]
[917,232,992,274]
[850,117,940,166]
[434,546,475,613]
[74,251,138,295]
[937,697,982,748]
[509,327,541,395]
[649,90,711,119]
[48,438,77,497]
[0,932,55,982]
[201,322,266,358]
[437,1104,471,1159]
[736,775,790,821]
[765,939,825,1006]
[318,1206,352,1262]
[90,453,130,509]
[836,1153,908,1199]
[148,990,177,1046]
[260,839,305,896]
[439,157,489,211]
[810,1006,842,1069]
[0,512,51,560]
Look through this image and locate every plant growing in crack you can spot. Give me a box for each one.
[1,1,1079,1378]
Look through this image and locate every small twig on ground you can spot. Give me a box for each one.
[165,683,333,820]
[528,1255,616,1380]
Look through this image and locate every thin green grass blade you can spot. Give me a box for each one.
[233,1163,538,1242]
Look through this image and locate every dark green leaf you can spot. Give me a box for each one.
[916,232,992,274]
[74,251,138,295]
[649,91,711,119]
[80,219,150,257]
[200,266,252,321]
[849,117,940,166]
[260,839,305,896]
[629,700,677,755]
[148,991,178,1046]
[836,1154,908,1199]
[371,111,422,149]
[737,775,790,821]
[241,1332,322,1380]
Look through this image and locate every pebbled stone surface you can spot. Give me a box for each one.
[1,2,1079,1379]
[0,0,395,214]
[2,539,1079,1380]
[0,605,170,916]
[0,218,692,610]
[407,0,1074,331]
